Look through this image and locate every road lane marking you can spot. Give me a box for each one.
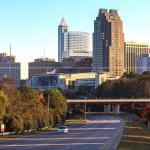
[0,142,105,148]
[85,120,121,123]
[0,137,110,141]
[69,127,116,130]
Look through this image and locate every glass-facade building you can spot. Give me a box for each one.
[58,18,90,62]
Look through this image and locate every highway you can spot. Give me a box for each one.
[0,116,124,150]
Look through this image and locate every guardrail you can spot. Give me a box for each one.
[0,131,16,136]
[0,127,50,136]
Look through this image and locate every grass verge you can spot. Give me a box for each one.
[117,113,150,150]
[65,119,89,126]
[0,127,57,138]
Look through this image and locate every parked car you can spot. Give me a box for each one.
[58,126,68,133]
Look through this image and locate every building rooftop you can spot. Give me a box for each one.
[34,58,55,62]
[59,18,68,27]
[125,42,149,45]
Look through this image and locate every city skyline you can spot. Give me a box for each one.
[0,0,150,79]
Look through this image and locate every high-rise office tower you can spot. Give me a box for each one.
[58,18,68,62]
[125,42,149,73]
[58,18,90,62]
[93,9,124,77]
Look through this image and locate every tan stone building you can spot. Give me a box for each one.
[125,42,149,73]
[93,9,125,78]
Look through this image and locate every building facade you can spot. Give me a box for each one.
[27,72,108,91]
[58,18,90,62]
[125,42,149,73]
[93,9,124,78]
[28,58,61,78]
[27,73,67,90]
[136,54,150,74]
[0,53,20,86]
[57,57,92,74]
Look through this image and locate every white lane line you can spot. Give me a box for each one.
[0,137,110,141]
[0,142,105,148]
[86,120,121,123]
[69,127,116,130]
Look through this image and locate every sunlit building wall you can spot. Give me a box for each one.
[125,42,149,73]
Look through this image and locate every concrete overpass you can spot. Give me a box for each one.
[67,99,150,114]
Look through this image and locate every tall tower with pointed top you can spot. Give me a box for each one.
[10,44,12,56]
[58,18,90,62]
[58,18,68,62]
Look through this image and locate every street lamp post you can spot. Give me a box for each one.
[84,97,87,120]
[48,94,50,111]
[47,81,51,111]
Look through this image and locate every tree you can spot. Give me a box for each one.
[44,89,68,125]
[96,81,112,98]
[122,72,138,79]
[19,86,50,129]
[3,114,23,132]
[0,77,22,120]
[142,104,150,127]
[111,80,130,98]
[0,91,9,124]
[0,78,24,132]
[76,85,96,98]
[142,71,150,75]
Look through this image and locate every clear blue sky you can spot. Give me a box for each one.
[0,0,150,79]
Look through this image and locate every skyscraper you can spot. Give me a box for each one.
[93,9,124,77]
[58,18,68,62]
[58,18,90,62]
[125,42,149,73]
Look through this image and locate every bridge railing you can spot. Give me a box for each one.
[67,99,150,103]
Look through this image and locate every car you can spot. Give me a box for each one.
[58,126,68,133]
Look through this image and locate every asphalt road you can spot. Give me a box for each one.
[0,116,124,150]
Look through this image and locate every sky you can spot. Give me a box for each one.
[0,0,150,79]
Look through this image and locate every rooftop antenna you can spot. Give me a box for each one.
[10,44,12,56]
[109,0,113,9]
[44,48,46,60]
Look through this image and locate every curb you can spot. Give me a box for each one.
[101,118,125,150]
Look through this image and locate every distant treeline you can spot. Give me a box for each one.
[96,72,150,99]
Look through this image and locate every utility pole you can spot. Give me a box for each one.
[44,48,46,60]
